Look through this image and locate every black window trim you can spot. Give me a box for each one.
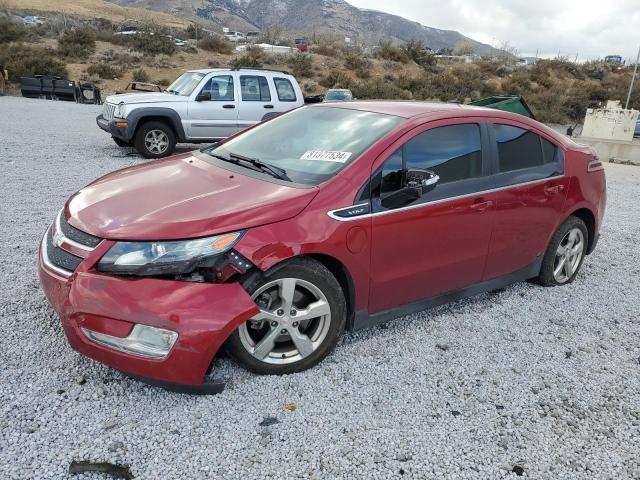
[196,74,235,102]
[273,76,297,102]
[488,122,565,188]
[239,74,271,102]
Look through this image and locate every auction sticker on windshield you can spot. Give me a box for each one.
[300,150,353,163]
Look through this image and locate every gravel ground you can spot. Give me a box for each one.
[1,96,640,480]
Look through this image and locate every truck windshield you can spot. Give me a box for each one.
[166,72,205,96]
[204,107,404,185]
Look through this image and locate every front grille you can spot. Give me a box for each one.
[102,102,116,121]
[60,214,102,248]
[46,228,83,272]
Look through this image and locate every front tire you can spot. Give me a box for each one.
[536,216,588,286]
[134,121,176,159]
[227,258,346,375]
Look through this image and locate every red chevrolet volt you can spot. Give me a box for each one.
[39,102,606,393]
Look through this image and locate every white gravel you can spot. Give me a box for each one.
[1,96,640,480]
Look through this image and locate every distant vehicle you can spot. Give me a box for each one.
[96,68,304,158]
[604,55,623,65]
[324,89,353,102]
[22,15,45,26]
[114,27,139,36]
[246,31,260,40]
[635,118,640,138]
[174,38,189,47]
[294,37,310,52]
[224,31,245,43]
[115,82,163,95]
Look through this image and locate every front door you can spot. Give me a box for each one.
[369,121,496,314]
[483,123,570,279]
[188,74,239,140]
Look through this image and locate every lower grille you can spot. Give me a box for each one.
[46,228,83,273]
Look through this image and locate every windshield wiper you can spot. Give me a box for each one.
[211,151,290,181]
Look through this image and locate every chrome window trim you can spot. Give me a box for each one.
[41,228,72,278]
[55,210,100,253]
[327,175,565,222]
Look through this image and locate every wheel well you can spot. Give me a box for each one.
[570,208,596,254]
[134,116,177,139]
[305,254,356,331]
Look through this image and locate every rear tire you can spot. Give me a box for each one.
[227,258,346,375]
[535,216,588,287]
[134,121,176,159]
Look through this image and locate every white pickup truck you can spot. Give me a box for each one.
[97,68,304,158]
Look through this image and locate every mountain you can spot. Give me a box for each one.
[110,0,499,55]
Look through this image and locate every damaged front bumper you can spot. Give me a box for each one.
[39,239,259,394]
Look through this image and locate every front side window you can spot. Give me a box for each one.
[274,78,297,102]
[240,75,271,102]
[205,107,403,185]
[199,75,234,101]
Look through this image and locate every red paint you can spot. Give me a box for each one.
[39,102,606,387]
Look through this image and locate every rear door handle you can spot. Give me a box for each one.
[544,184,565,195]
[470,199,494,212]
[264,104,274,109]
[223,104,235,109]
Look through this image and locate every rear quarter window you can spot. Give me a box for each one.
[274,77,297,102]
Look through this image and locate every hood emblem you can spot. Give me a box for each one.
[53,231,65,248]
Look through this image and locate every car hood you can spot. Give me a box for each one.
[66,153,319,240]
[105,92,189,105]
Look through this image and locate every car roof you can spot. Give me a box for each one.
[314,101,576,148]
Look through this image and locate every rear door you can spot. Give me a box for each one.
[368,120,496,314]
[237,74,274,132]
[483,123,569,279]
[187,73,239,140]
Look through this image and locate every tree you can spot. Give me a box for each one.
[454,42,475,56]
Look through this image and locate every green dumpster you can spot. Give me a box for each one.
[469,96,535,119]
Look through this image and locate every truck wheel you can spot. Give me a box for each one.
[134,121,176,159]
[112,137,131,148]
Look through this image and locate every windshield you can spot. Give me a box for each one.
[204,106,403,185]
[166,72,205,96]
[325,90,353,101]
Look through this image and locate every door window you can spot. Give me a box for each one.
[492,124,563,186]
[199,75,234,101]
[274,77,297,102]
[240,75,271,102]
[370,124,488,211]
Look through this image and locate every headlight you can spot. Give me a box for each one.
[114,102,127,118]
[97,231,243,276]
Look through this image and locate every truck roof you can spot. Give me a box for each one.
[187,68,293,76]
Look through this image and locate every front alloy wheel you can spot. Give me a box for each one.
[227,258,346,374]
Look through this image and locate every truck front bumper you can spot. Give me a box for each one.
[39,237,260,393]
[96,114,133,142]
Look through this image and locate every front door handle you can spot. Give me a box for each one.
[223,104,235,109]
[544,184,565,196]
[264,104,274,109]
[470,199,494,212]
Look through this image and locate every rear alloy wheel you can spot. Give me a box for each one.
[134,121,176,159]
[227,259,346,374]
[536,216,588,286]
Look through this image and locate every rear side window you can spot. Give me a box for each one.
[494,125,557,172]
[274,77,297,102]
[404,124,482,184]
[240,75,271,102]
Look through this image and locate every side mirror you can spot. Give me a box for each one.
[381,169,439,210]
[196,91,211,102]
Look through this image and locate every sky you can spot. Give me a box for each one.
[348,0,640,62]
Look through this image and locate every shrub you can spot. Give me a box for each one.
[402,39,436,69]
[58,28,96,59]
[87,63,120,80]
[130,32,175,56]
[231,46,264,68]
[132,68,150,82]
[0,44,68,81]
[198,35,233,54]
[287,53,313,78]
[312,42,339,57]
[156,78,171,87]
[0,16,27,43]
[376,40,409,63]
[344,53,371,79]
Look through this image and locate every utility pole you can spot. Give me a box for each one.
[625,45,640,110]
